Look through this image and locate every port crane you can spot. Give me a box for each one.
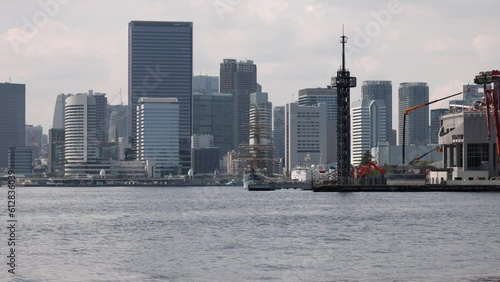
[402,90,468,164]
[474,70,500,159]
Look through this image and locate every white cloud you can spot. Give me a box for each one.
[424,37,456,54]
[473,34,500,57]
[430,80,464,110]
[354,56,382,74]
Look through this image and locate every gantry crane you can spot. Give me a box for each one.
[474,70,500,160]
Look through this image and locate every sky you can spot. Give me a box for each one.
[1,0,500,134]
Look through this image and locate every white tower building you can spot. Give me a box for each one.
[351,99,387,166]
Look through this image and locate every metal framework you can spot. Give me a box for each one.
[331,30,356,184]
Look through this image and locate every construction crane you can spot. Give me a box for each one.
[409,146,442,166]
[351,162,386,179]
[402,90,468,164]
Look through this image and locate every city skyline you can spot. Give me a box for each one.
[2,1,499,132]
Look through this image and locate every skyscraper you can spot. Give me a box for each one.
[48,128,65,174]
[463,84,483,103]
[220,59,258,148]
[0,83,25,168]
[136,98,180,176]
[52,94,68,129]
[25,125,43,160]
[91,90,108,144]
[362,81,394,145]
[430,108,448,144]
[192,93,234,156]
[351,99,387,166]
[285,103,327,174]
[273,106,285,172]
[399,82,430,146]
[64,94,97,176]
[129,21,193,173]
[298,87,337,163]
[193,75,219,94]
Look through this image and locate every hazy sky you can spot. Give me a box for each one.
[1,0,500,133]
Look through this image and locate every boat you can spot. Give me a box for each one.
[243,166,276,191]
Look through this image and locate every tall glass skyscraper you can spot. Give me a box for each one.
[136,98,180,177]
[361,81,393,145]
[128,21,193,174]
[0,83,25,168]
[398,82,430,146]
[52,94,68,129]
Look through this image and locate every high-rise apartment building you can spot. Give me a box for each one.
[362,81,394,145]
[430,108,448,144]
[351,99,387,166]
[285,103,327,174]
[220,59,257,148]
[192,93,234,156]
[129,21,193,173]
[298,87,337,163]
[399,82,430,146]
[136,98,180,176]
[0,83,25,168]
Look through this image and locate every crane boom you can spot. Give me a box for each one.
[402,90,468,164]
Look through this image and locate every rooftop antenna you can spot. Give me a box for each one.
[9,77,11,83]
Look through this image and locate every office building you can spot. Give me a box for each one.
[52,94,68,129]
[298,87,337,163]
[439,111,496,179]
[48,128,65,175]
[464,84,483,103]
[285,103,327,174]
[136,98,180,177]
[191,135,219,175]
[351,99,387,166]
[273,106,285,174]
[193,75,218,94]
[26,125,43,159]
[129,21,193,173]
[192,92,234,156]
[108,105,128,159]
[398,82,430,146]
[220,59,257,148]
[430,108,448,144]
[362,81,394,145]
[64,94,98,176]
[8,146,32,175]
[0,83,25,168]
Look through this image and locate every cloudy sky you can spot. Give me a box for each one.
[1,0,500,133]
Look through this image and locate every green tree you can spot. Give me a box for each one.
[360,150,373,165]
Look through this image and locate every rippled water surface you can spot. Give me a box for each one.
[1,186,500,281]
